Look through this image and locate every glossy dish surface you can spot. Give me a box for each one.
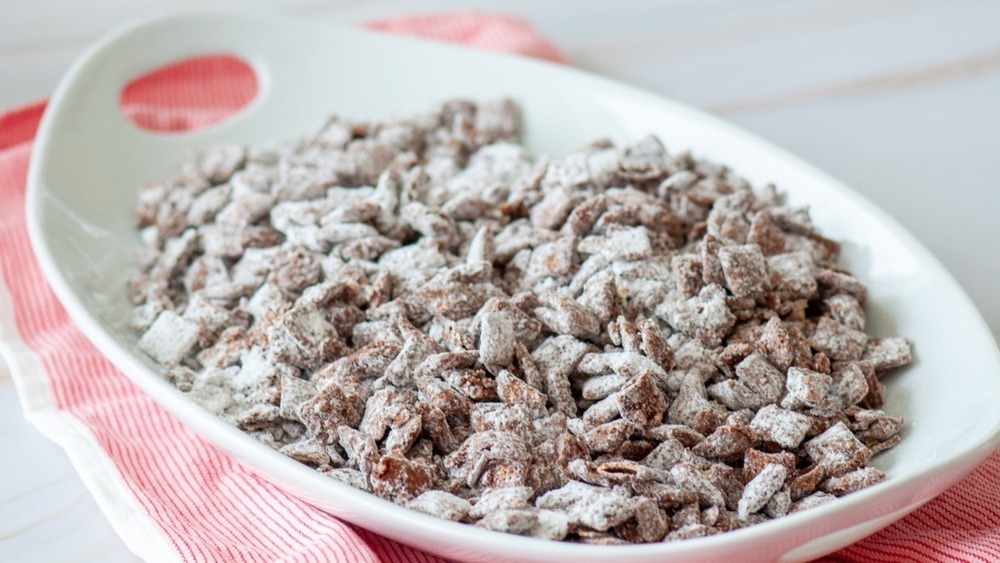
[26,10,1000,563]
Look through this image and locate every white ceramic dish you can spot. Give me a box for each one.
[26,10,1000,563]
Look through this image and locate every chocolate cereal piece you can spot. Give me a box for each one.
[735,352,785,405]
[670,463,727,509]
[669,372,728,435]
[370,454,435,502]
[669,284,736,348]
[479,310,516,367]
[815,269,868,304]
[299,385,364,446]
[279,437,331,466]
[810,317,867,361]
[138,310,199,365]
[805,422,872,477]
[536,481,634,531]
[743,449,796,483]
[691,422,755,462]
[617,372,668,428]
[707,379,760,411]
[825,294,865,331]
[672,254,704,298]
[820,466,885,496]
[789,464,826,501]
[767,252,817,301]
[615,496,669,543]
[470,486,534,519]
[781,367,833,411]
[718,244,770,300]
[862,337,913,372]
[747,211,785,255]
[757,316,811,372]
[408,491,472,522]
[750,405,812,449]
[790,491,836,513]
[738,463,788,520]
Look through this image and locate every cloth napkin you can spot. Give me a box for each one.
[1,10,998,563]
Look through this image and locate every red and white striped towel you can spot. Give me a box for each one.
[2,10,1000,563]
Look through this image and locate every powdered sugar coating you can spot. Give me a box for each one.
[750,405,812,449]
[738,463,788,520]
[130,99,910,545]
[407,491,473,522]
[138,310,199,365]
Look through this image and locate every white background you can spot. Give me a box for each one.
[2,1,998,560]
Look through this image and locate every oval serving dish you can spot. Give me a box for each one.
[26,10,1000,563]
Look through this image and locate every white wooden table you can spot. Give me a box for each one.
[2,1,998,560]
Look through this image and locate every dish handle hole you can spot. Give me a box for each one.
[119,54,258,133]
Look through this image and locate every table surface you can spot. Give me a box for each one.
[2,1,998,560]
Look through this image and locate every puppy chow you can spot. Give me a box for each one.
[130,99,910,544]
